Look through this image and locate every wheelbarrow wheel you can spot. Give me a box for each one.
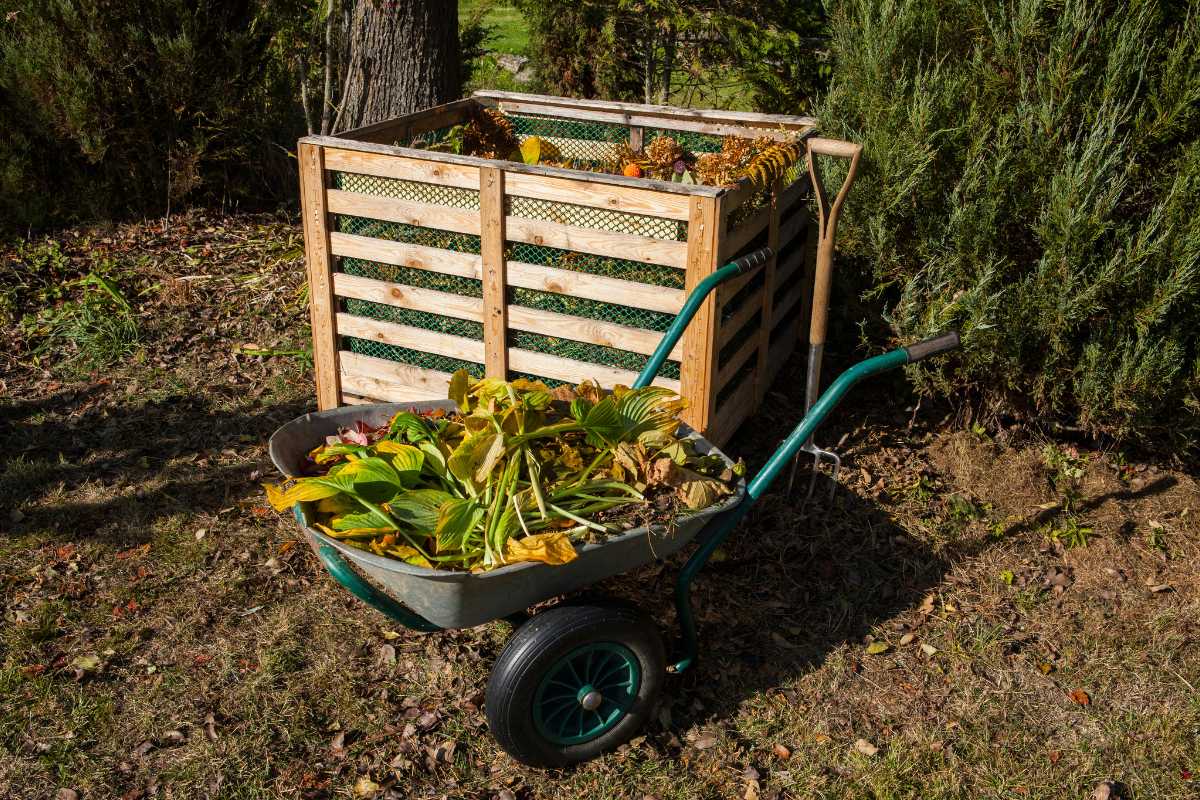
[486,602,664,767]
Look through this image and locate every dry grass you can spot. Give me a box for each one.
[1,213,1197,799]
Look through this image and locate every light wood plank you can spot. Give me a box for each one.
[324,148,480,190]
[504,171,690,220]
[719,203,771,261]
[341,393,378,406]
[505,215,688,269]
[507,348,680,392]
[299,135,723,197]
[717,261,765,305]
[333,273,484,322]
[337,98,476,144]
[298,142,341,410]
[507,305,684,360]
[719,292,762,347]
[326,190,481,235]
[480,166,508,377]
[680,195,722,435]
[339,352,456,402]
[329,231,685,314]
[336,313,485,363]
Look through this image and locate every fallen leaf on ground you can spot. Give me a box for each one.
[693,734,718,750]
[772,743,791,760]
[854,738,879,756]
[1091,780,1117,800]
[1069,689,1091,706]
[353,777,380,798]
[920,643,938,656]
[1147,583,1172,593]
[866,641,890,655]
[899,633,915,646]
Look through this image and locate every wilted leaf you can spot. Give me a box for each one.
[899,633,915,646]
[772,743,792,760]
[853,738,879,756]
[353,776,381,798]
[920,643,938,656]
[1069,689,1091,706]
[866,641,890,655]
[504,532,578,565]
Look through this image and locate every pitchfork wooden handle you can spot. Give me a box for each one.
[807,138,863,347]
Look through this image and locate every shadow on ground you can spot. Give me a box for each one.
[0,383,310,544]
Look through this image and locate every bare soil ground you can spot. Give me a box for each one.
[1,212,1197,799]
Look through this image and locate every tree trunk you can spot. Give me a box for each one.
[339,0,459,132]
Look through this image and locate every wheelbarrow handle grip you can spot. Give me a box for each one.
[730,246,774,274]
[904,330,961,362]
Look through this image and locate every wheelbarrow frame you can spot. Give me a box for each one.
[271,244,959,765]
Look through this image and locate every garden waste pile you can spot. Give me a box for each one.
[265,371,742,572]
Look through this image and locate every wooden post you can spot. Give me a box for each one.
[298,141,341,410]
[480,165,508,378]
[629,125,644,153]
[680,194,722,436]
[754,178,783,405]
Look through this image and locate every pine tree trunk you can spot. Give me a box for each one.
[339,0,459,132]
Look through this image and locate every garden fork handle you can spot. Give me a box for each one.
[806,137,863,350]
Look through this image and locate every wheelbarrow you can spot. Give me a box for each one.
[268,245,960,768]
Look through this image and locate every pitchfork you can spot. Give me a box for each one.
[789,137,863,501]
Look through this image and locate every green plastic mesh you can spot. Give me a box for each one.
[341,257,481,297]
[343,297,482,337]
[508,195,686,241]
[509,330,680,381]
[332,172,480,209]
[344,335,485,378]
[508,113,628,165]
[643,127,725,153]
[338,215,482,256]
[509,285,674,332]
[507,241,684,288]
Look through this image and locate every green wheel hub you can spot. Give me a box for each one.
[532,642,641,746]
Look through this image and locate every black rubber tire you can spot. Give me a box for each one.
[485,603,665,768]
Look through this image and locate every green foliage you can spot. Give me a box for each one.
[816,0,1200,446]
[0,0,302,230]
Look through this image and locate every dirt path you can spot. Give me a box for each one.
[2,212,1197,799]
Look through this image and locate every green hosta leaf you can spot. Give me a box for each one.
[384,443,424,485]
[386,489,454,531]
[388,411,431,442]
[448,369,471,412]
[418,440,448,477]
[339,456,403,503]
[581,397,622,445]
[435,498,485,551]
[570,398,592,422]
[448,432,506,486]
[331,511,385,531]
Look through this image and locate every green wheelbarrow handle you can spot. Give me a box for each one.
[670,330,961,671]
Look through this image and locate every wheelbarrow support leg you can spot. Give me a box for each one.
[671,331,960,672]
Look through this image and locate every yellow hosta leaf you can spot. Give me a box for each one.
[314,523,394,539]
[316,495,356,515]
[388,545,433,569]
[263,480,340,512]
[504,532,578,566]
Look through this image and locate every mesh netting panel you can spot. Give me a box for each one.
[507,241,684,289]
[719,310,762,367]
[508,114,629,165]
[405,125,460,149]
[337,215,482,256]
[509,371,569,388]
[507,195,685,242]
[341,257,482,297]
[644,127,725,153]
[343,335,484,378]
[332,172,480,210]
[509,330,681,381]
[343,297,483,338]
[509,286,674,332]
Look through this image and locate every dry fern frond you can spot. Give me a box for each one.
[742,138,801,188]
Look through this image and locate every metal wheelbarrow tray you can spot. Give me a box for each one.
[268,400,745,630]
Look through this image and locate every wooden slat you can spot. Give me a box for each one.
[629,126,644,152]
[336,313,484,363]
[755,178,783,405]
[710,373,757,446]
[717,262,765,305]
[680,194,723,435]
[504,171,690,220]
[340,393,377,406]
[719,293,762,347]
[324,148,480,190]
[480,166,508,378]
[779,174,811,216]
[326,190,481,235]
[719,203,771,261]
[778,208,809,249]
[339,352,456,402]
[329,231,685,314]
[507,348,680,392]
[473,90,818,130]
[717,335,758,387]
[505,216,688,269]
[332,273,484,322]
[298,142,341,410]
[299,135,723,198]
[772,275,807,326]
[333,272,681,360]
[337,98,476,144]
[507,305,683,360]
[775,247,806,290]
